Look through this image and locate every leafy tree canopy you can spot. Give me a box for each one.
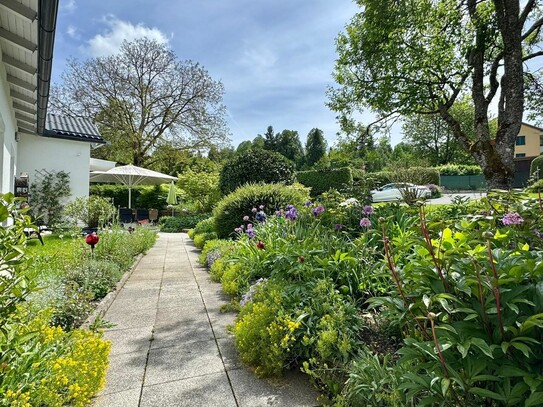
[329,0,543,188]
[51,37,230,167]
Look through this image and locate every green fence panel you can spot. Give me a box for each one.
[440,175,487,190]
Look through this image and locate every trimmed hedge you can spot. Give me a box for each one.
[296,167,353,196]
[219,149,295,195]
[159,214,211,232]
[90,184,170,209]
[530,155,543,177]
[368,167,440,189]
[436,164,482,176]
[213,183,310,239]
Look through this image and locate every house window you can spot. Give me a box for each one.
[515,153,526,158]
[516,136,526,146]
[540,134,543,146]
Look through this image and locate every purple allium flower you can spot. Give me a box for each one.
[275,210,283,217]
[252,207,258,213]
[234,227,242,233]
[246,229,255,239]
[259,205,265,210]
[335,223,343,231]
[305,200,313,207]
[247,223,253,230]
[255,211,267,222]
[285,205,298,221]
[502,211,524,226]
[360,217,371,228]
[312,205,325,217]
[362,205,374,215]
[243,215,250,221]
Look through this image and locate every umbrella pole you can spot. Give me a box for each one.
[128,188,132,209]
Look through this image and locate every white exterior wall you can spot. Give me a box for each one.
[0,56,18,194]
[18,134,91,202]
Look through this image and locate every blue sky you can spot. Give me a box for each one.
[52,0,401,149]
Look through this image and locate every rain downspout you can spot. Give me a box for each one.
[37,0,59,135]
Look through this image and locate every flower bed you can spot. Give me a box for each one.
[194,189,543,405]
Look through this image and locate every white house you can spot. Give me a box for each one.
[0,1,104,201]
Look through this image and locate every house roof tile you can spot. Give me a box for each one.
[43,114,105,144]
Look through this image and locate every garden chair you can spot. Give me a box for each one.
[135,208,149,225]
[119,207,133,224]
[149,209,158,224]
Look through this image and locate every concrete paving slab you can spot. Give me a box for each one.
[123,279,162,289]
[209,312,236,339]
[151,318,214,349]
[157,293,203,309]
[104,307,157,330]
[217,337,242,371]
[92,388,141,407]
[228,368,319,407]
[101,352,147,394]
[155,305,208,323]
[104,326,154,356]
[140,372,237,407]
[104,296,158,312]
[144,340,224,385]
[114,287,160,301]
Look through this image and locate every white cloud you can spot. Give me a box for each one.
[64,0,76,13]
[84,16,169,57]
[66,25,79,39]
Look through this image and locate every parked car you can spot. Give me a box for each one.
[370,183,432,202]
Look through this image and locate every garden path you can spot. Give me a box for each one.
[92,232,319,407]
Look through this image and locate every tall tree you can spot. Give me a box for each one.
[305,128,328,167]
[51,37,229,167]
[276,129,305,168]
[252,135,266,149]
[261,126,279,151]
[329,0,543,188]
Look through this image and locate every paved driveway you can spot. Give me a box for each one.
[430,192,486,204]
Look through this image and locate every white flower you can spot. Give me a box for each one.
[339,198,360,207]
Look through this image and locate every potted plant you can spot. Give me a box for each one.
[64,196,115,234]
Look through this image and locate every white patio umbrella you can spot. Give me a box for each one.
[89,164,177,208]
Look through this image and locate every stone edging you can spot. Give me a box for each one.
[81,253,144,330]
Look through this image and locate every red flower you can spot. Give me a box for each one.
[298,256,305,263]
[256,240,265,250]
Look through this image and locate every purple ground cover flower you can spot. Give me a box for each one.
[362,205,374,215]
[285,205,298,220]
[360,217,371,228]
[240,278,266,307]
[243,215,250,221]
[502,211,524,225]
[312,205,325,217]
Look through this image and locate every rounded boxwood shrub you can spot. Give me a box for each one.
[213,183,310,239]
[219,149,295,195]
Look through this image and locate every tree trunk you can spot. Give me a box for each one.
[479,143,515,189]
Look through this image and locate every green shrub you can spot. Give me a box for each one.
[213,183,310,238]
[193,217,216,235]
[0,309,109,406]
[28,170,71,227]
[527,179,543,192]
[198,239,236,267]
[193,232,218,249]
[296,167,353,196]
[435,164,482,176]
[64,196,116,228]
[178,168,221,212]
[530,155,543,177]
[159,214,211,232]
[219,149,295,195]
[187,229,196,239]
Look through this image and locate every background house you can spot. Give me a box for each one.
[512,123,543,187]
[0,1,104,201]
